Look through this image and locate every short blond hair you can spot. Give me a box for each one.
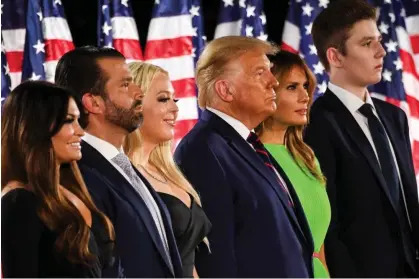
[196,36,279,108]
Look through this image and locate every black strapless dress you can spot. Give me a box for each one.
[158,192,211,278]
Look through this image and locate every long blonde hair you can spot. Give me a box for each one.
[256,51,325,184]
[124,62,204,208]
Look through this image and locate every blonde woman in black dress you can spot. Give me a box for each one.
[123,62,211,278]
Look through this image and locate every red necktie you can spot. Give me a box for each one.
[247,132,294,207]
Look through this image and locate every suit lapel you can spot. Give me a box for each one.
[203,111,309,247]
[79,141,175,275]
[324,91,398,213]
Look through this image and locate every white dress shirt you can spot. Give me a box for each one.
[207,107,250,140]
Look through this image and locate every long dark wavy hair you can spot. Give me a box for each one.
[1,80,115,266]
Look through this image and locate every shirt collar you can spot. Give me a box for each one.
[328,82,376,114]
[82,132,122,161]
[206,107,251,140]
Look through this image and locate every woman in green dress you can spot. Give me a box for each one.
[256,51,331,278]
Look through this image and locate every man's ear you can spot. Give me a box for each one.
[326,47,344,69]
[214,80,234,103]
[82,93,104,115]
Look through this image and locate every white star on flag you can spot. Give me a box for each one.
[382,69,392,82]
[309,44,317,55]
[246,5,256,17]
[239,0,246,8]
[317,81,327,93]
[385,40,398,52]
[379,22,389,34]
[223,0,234,7]
[257,32,268,41]
[393,58,403,70]
[302,3,314,17]
[245,25,254,37]
[37,10,43,21]
[102,5,108,12]
[260,13,266,25]
[30,72,41,80]
[54,0,62,5]
[190,5,200,18]
[318,0,329,9]
[305,22,313,35]
[102,22,112,36]
[389,13,395,23]
[384,0,391,4]
[313,61,325,75]
[191,47,196,58]
[121,0,129,8]
[155,0,160,4]
[3,64,10,75]
[33,40,45,54]
[192,27,198,37]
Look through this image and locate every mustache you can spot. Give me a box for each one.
[131,100,143,109]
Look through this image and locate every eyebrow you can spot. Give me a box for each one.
[360,35,382,42]
[66,113,80,118]
[121,76,133,82]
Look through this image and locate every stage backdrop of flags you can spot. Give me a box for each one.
[1,0,419,184]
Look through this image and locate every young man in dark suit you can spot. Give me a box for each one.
[305,0,419,277]
[174,36,314,278]
[55,46,183,278]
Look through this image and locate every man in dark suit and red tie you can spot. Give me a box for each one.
[305,0,419,277]
[174,36,314,278]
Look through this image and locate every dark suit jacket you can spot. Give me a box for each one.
[304,89,419,277]
[174,110,314,278]
[78,141,183,278]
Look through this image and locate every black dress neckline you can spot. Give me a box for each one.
[157,191,211,278]
[158,191,193,210]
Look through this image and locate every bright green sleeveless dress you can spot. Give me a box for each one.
[265,144,331,278]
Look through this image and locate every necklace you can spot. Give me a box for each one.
[138,165,168,184]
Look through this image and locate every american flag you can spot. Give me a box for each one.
[1,37,11,106]
[2,0,26,89]
[282,0,419,185]
[2,0,74,87]
[403,0,419,72]
[145,0,204,147]
[98,0,143,61]
[214,0,267,40]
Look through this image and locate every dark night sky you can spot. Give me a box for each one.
[62,0,290,49]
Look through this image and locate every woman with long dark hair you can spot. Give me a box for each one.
[256,51,331,278]
[1,81,115,277]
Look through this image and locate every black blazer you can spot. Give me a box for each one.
[78,141,183,278]
[174,110,314,278]
[304,89,419,277]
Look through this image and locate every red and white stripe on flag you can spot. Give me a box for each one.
[145,9,198,147]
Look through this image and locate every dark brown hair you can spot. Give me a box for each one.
[54,46,125,128]
[1,80,115,266]
[256,51,325,183]
[312,0,377,72]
